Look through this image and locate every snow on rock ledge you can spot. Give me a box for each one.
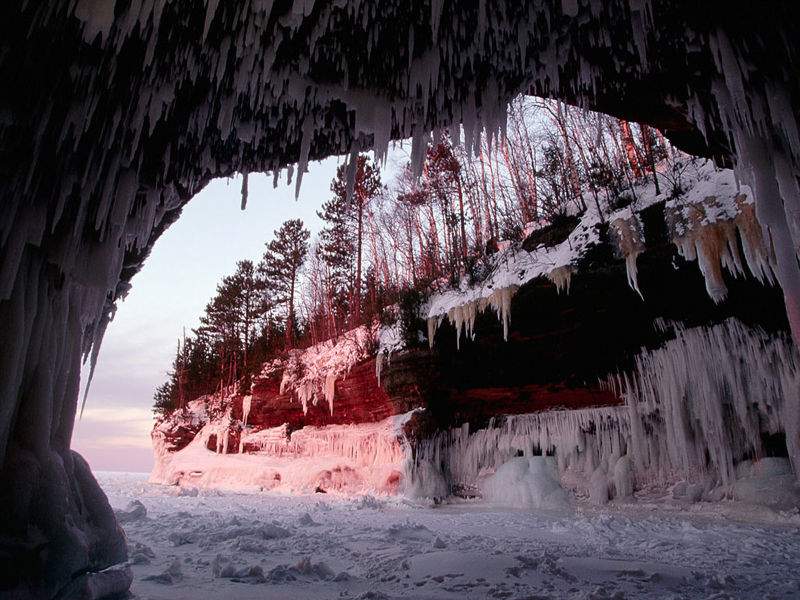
[275,325,376,416]
[425,161,772,349]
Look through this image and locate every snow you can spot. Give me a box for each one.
[98,470,800,599]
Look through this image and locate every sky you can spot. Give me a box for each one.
[72,148,409,473]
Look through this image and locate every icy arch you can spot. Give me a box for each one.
[2,1,800,598]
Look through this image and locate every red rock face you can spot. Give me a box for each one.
[246,358,420,433]
[443,385,620,419]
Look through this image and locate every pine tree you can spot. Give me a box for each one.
[198,259,265,391]
[153,340,182,415]
[318,154,382,327]
[259,219,310,347]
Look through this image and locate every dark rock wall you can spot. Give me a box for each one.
[401,204,789,432]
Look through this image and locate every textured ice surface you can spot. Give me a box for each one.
[99,471,800,599]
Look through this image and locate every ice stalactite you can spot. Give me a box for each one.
[666,195,775,303]
[277,325,375,415]
[610,214,645,298]
[324,373,336,416]
[428,285,518,349]
[408,407,629,500]
[683,27,800,342]
[241,395,252,429]
[607,319,800,485]
[375,320,403,385]
[410,319,800,501]
[547,266,574,295]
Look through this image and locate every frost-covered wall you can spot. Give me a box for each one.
[410,319,800,502]
[2,1,800,597]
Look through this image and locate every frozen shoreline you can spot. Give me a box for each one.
[100,471,800,599]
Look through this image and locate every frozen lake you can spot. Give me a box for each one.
[99,471,800,599]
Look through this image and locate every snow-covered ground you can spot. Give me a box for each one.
[101,471,800,599]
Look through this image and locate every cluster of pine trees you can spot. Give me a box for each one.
[155,96,678,415]
[153,159,385,415]
[153,218,311,414]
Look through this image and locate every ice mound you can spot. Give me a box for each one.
[481,456,571,510]
[732,458,800,510]
[143,559,183,585]
[212,555,268,583]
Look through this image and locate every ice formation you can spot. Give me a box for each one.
[428,285,519,349]
[151,410,417,494]
[666,194,776,302]
[409,319,800,501]
[481,456,571,510]
[425,201,600,347]
[609,214,646,298]
[425,160,765,349]
[276,325,376,415]
[546,265,574,295]
[375,319,403,385]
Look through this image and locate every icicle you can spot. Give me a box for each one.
[240,171,249,210]
[345,149,358,207]
[609,215,645,299]
[427,316,440,349]
[203,0,221,40]
[666,195,774,303]
[375,351,383,385]
[323,372,336,416]
[547,266,574,295]
[411,320,800,500]
[241,395,252,428]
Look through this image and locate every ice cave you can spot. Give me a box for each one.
[2,1,800,599]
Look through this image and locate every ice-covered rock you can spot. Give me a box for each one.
[481,456,571,510]
[732,458,800,510]
[114,500,147,523]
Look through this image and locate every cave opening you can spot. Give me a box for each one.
[3,1,800,598]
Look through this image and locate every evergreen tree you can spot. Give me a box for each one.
[259,219,310,347]
[153,340,183,415]
[318,154,382,326]
[197,259,265,391]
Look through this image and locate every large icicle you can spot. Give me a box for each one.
[666,194,775,303]
[610,214,645,298]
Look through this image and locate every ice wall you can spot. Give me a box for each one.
[151,411,416,494]
[409,319,800,501]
